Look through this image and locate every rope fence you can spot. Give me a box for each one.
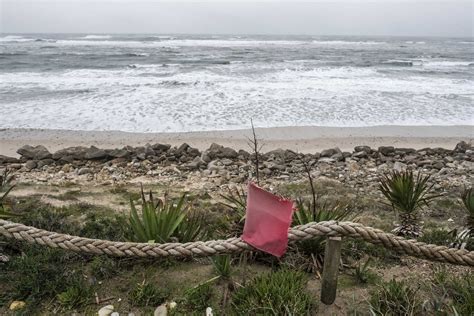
[1,219,473,266]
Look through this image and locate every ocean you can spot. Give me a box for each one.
[0,34,473,133]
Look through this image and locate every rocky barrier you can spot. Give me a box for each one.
[0,141,472,192]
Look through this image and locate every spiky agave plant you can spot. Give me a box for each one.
[453,187,474,249]
[379,170,438,238]
[0,169,17,219]
[128,186,204,243]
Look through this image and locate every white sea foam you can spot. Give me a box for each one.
[0,35,35,43]
[80,35,113,39]
[1,63,472,132]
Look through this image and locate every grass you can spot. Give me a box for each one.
[57,279,94,310]
[231,268,314,315]
[369,279,422,316]
[129,280,169,307]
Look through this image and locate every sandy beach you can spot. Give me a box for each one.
[1,125,472,157]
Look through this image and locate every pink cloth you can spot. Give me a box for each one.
[241,183,294,257]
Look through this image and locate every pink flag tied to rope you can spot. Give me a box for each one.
[241,182,294,257]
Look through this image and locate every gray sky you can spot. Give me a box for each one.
[1,0,472,37]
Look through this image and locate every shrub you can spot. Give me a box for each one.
[79,213,128,241]
[89,255,119,279]
[379,170,438,238]
[0,169,17,219]
[129,187,205,243]
[369,279,422,316]
[231,268,314,315]
[129,280,169,307]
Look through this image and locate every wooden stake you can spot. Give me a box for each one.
[320,236,342,305]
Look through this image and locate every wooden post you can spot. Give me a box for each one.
[320,236,342,305]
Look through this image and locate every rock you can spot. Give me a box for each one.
[378,146,395,155]
[0,253,9,263]
[109,148,130,159]
[201,152,211,163]
[98,305,114,316]
[152,143,171,153]
[9,301,26,311]
[206,143,238,159]
[176,143,190,156]
[77,167,92,175]
[0,155,19,164]
[24,160,37,171]
[432,162,444,170]
[111,313,119,316]
[393,161,407,172]
[352,151,367,158]
[319,157,336,163]
[206,307,213,316]
[221,158,234,166]
[454,141,470,153]
[52,146,88,161]
[320,147,342,158]
[154,305,167,316]
[395,148,416,155]
[188,156,205,169]
[85,146,108,160]
[354,145,372,153]
[37,159,55,168]
[331,153,344,161]
[17,145,52,160]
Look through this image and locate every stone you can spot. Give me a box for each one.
[17,145,52,160]
[176,143,190,156]
[354,145,371,153]
[188,156,205,169]
[24,160,37,171]
[52,146,88,161]
[154,305,167,316]
[84,146,108,160]
[319,157,336,163]
[352,151,367,158]
[152,143,171,153]
[109,148,130,159]
[454,141,470,153]
[9,301,26,311]
[320,147,342,158]
[0,155,19,164]
[378,146,395,155]
[77,167,92,175]
[111,313,119,316]
[206,307,213,316]
[393,161,407,172]
[36,159,55,168]
[98,305,114,316]
[221,158,233,166]
[206,143,238,159]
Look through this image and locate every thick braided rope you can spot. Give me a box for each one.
[1,219,473,266]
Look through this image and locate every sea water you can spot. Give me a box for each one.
[0,34,473,132]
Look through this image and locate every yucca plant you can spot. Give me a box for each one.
[452,187,474,249]
[379,170,438,238]
[220,186,247,223]
[0,169,17,219]
[128,186,204,243]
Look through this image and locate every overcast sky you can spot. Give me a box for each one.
[1,0,472,37]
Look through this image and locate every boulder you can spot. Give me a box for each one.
[52,146,88,161]
[36,159,55,168]
[320,147,342,158]
[454,141,471,153]
[109,148,130,159]
[0,155,19,164]
[84,146,108,160]
[378,146,395,155]
[206,143,238,159]
[77,167,92,175]
[354,145,372,153]
[152,143,171,153]
[17,145,52,160]
[393,161,407,172]
[24,160,37,171]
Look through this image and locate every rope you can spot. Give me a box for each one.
[1,219,473,266]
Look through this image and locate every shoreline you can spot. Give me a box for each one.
[0,125,472,157]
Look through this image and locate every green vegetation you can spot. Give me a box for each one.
[369,279,421,316]
[379,170,438,238]
[352,258,379,285]
[129,280,169,307]
[231,268,314,315]
[0,169,17,219]
[57,279,94,310]
[129,187,205,243]
[418,228,456,246]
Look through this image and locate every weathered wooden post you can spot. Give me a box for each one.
[320,236,342,305]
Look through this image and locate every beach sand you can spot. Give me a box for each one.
[0,125,472,157]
